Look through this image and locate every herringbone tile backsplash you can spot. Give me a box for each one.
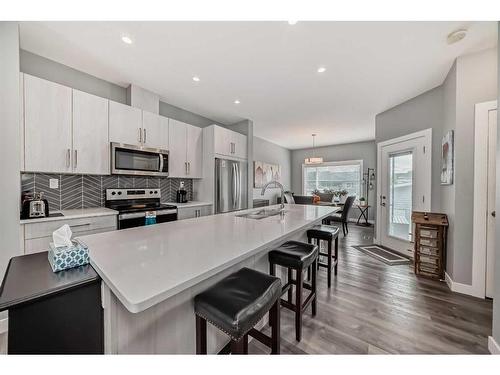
[21,173,193,211]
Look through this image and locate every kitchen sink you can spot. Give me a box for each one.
[236,208,285,220]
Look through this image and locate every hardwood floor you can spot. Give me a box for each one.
[249,225,493,354]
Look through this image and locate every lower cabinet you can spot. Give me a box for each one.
[177,205,212,220]
[22,215,117,255]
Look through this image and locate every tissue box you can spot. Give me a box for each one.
[48,239,89,272]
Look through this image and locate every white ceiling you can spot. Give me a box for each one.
[19,21,497,149]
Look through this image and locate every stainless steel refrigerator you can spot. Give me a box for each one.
[215,158,248,214]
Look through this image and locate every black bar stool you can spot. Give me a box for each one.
[194,267,282,354]
[268,240,318,342]
[307,225,340,288]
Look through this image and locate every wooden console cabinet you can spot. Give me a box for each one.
[411,211,448,280]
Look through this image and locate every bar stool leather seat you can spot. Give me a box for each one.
[307,225,340,241]
[195,267,281,342]
[268,241,318,269]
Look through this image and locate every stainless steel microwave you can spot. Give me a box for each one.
[111,143,169,177]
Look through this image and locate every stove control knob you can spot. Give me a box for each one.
[117,191,122,195]
[155,190,158,194]
[111,191,116,195]
[150,191,153,194]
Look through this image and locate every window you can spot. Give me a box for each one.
[302,160,363,197]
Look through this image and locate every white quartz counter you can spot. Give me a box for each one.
[20,207,118,224]
[79,204,338,314]
[172,201,212,209]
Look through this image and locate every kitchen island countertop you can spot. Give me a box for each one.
[78,204,339,313]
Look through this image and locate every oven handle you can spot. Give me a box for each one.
[119,209,177,220]
[159,154,164,173]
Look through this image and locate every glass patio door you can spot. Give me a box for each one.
[378,130,431,256]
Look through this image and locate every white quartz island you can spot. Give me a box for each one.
[78,204,339,354]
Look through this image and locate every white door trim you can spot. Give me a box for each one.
[472,100,497,299]
[375,128,432,244]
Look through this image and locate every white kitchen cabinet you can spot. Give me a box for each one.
[168,119,203,178]
[72,89,110,174]
[142,111,169,149]
[24,74,72,173]
[22,215,117,255]
[109,101,143,145]
[168,119,188,177]
[213,125,247,159]
[186,125,203,178]
[177,205,212,220]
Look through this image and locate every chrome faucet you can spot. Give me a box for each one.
[261,180,285,210]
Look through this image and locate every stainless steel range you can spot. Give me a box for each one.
[105,188,177,229]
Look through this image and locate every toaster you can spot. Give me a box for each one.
[21,192,49,219]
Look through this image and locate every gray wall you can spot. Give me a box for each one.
[253,136,292,205]
[0,23,21,278]
[375,47,498,285]
[290,141,376,220]
[441,62,457,276]
[494,21,500,349]
[20,50,127,104]
[20,50,223,128]
[375,86,444,213]
[452,48,498,284]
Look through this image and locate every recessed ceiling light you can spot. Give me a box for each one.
[288,20,298,25]
[447,29,467,44]
[317,66,326,73]
[234,99,241,104]
[121,36,133,45]
[192,76,200,82]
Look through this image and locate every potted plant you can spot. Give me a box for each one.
[359,197,366,206]
[334,189,349,204]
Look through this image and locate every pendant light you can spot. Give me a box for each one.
[304,134,323,164]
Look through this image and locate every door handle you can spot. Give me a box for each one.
[143,128,147,144]
[66,149,71,168]
[74,149,78,169]
[492,211,496,218]
[138,128,142,143]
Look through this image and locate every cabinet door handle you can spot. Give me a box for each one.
[185,162,188,175]
[138,128,142,143]
[143,128,147,144]
[187,162,191,175]
[66,149,71,168]
[74,149,78,169]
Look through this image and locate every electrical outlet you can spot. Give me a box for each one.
[49,178,59,189]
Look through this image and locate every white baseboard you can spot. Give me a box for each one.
[489,336,500,354]
[444,272,483,298]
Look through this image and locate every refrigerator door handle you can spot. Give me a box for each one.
[235,163,240,208]
[232,163,238,209]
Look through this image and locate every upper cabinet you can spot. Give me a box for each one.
[213,125,247,159]
[109,101,143,146]
[23,75,110,175]
[109,102,169,150]
[142,111,169,150]
[24,74,73,173]
[186,125,203,178]
[72,89,110,175]
[168,119,203,178]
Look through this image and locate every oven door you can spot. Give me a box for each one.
[118,209,177,229]
[111,143,169,177]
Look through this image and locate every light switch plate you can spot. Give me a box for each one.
[49,178,59,189]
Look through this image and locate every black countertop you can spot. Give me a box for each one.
[0,251,99,311]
